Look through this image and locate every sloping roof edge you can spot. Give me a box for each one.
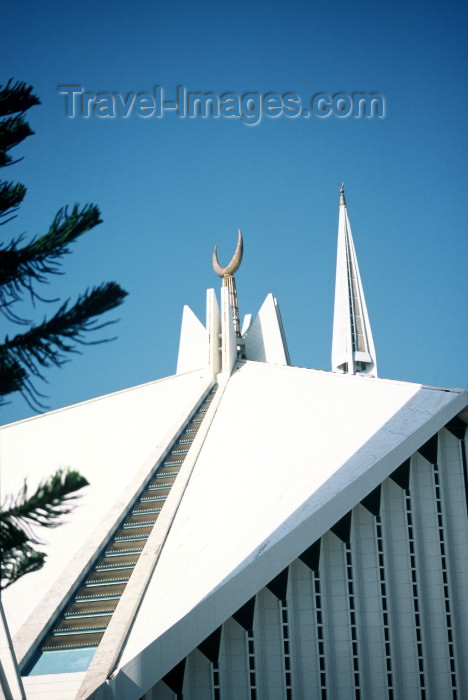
[11,370,213,669]
[101,386,467,700]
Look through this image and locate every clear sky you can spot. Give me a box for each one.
[1,0,467,425]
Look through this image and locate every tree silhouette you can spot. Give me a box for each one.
[0,79,128,586]
[1,469,89,588]
[0,79,128,409]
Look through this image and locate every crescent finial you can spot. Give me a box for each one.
[212,228,243,277]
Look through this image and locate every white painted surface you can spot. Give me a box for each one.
[0,370,209,641]
[206,288,221,377]
[220,286,237,378]
[243,293,289,365]
[176,305,208,374]
[2,358,465,699]
[22,673,85,699]
[76,380,223,700]
[146,438,468,699]
[116,363,465,682]
[332,193,377,376]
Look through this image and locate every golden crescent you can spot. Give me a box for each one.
[212,228,243,277]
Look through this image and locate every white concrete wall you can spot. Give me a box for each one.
[440,429,468,693]
[113,365,465,696]
[352,504,387,695]
[218,618,250,699]
[146,425,468,699]
[255,588,284,699]
[176,305,208,374]
[22,672,84,700]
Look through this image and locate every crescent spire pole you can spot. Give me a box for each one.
[212,229,243,338]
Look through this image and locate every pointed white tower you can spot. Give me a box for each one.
[332,184,378,376]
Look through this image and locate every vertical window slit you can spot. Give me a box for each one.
[212,660,220,699]
[404,487,426,698]
[345,542,360,698]
[280,598,293,698]
[433,461,458,697]
[376,514,394,698]
[314,571,327,699]
[247,629,257,700]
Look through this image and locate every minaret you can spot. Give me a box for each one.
[332,184,378,376]
[213,229,245,376]
[212,228,243,338]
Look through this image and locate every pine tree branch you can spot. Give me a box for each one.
[0,204,103,308]
[0,80,41,117]
[1,469,89,527]
[0,80,40,171]
[0,114,35,167]
[0,181,26,223]
[0,547,46,589]
[0,282,127,385]
[0,468,88,589]
[0,357,26,400]
[0,80,128,410]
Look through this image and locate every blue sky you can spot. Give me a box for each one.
[1,0,467,424]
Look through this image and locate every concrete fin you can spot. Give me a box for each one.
[176,305,208,374]
[241,313,253,337]
[207,288,221,377]
[243,293,290,365]
[220,286,237,378]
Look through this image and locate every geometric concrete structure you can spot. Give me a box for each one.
[332,184,378,376]
[176,305,208,375]
[1,195,467,700]
[242,293,290,366]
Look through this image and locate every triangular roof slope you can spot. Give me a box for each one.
[140,421,467,698]
[108,362,466,697]
[1,370,211,651]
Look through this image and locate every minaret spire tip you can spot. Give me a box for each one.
[332,185,378,377]
[339,182,346,206]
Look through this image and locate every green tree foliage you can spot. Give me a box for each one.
[0,469,89,588]
[0,79,128,408]
[0,80,128,587]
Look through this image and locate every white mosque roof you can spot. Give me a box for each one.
[1,369,211,641]
[3,358,465,700]
[108,362,465,697]
[1,190,466,699]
